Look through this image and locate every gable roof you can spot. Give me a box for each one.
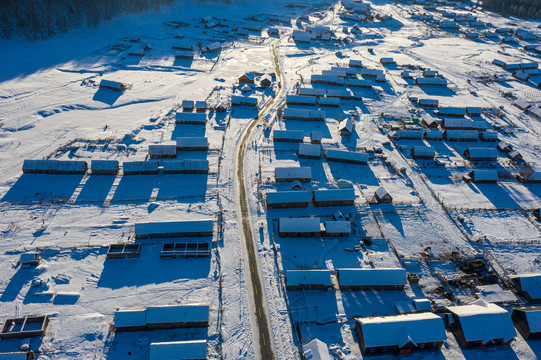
[357,312,446,348]
[446,300,516,343]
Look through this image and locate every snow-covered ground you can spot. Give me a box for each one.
[1,0,541,359]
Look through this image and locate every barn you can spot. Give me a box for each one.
[418,99,439,107]
[443,118,473,129]
[148,144,177,158]
[510,273,541,301]
[99,79,129,92]
[310,131,323,144]
[114,304,209,332]
[410,146,435,159]
[444,300,516,348]
[283,108,325,121]
[444,130,479,142]
[298,88,326,97]
[149,340,207,360]
[471,169,498,183]
[175,112,207,124]
[286,270,332,290]
[134,220,213,238]
[22,160,87,175]
[182,100,195,111]
[231,95,258,107]
[338,118,354,136]
[275,167,312,182]
[463,148,498,161]
[90,160,119,175]
[354,313,446,355]
[511,307,541,339]
[313,188,355,206]
[162,160,209,174]
[286,95,316,106]
[176,137,209,151]
[273,130,305,142]
[415,77,448,86]
[479,131,499,142]
[326,150,368,164]
[298,144,322,159]
[337,268,407,290]
[374,186,392,203]
[279,217,320,237]
[317,97,340,109]
[323,221,351,236]
[424,130,443,141]
[123,161,159,175]
[266,191,310,209]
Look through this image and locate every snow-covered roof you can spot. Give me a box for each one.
[425,130,443,139]
[176,137,208,149]
[311,74,345,86]
[513,273,541,300]
[326,150,368,163]
[302,338,331,360]
[275,167,312,181]
[91,160,118,172]
[283,108,326,120]
[465,147,497,159]
[446,300,516,343]
[326,89,351,99]
[395,130,423,139]
[298,143,322,158]
[273,130,305,141]
[347,78,372,88]
[411,146,435,157]
[361,68,384,77]
[162,160,209,173]
[472,169,498,181]
[146,304,209,325]
[287,95,316,105]
[313,188,355,202]
[267,191,310,205]
[279,217,320,233]
[318,97,341,107]
[338,268,407,287]
[286,270,332,287]
[114,309,146,328]
[339,118,354,133]
[298,87,326,97]
[524,309,541,333]
[324,221,351,234]
[311,131,323,141]
[375,186,391,199]
[349,59,363,67]
[480,131,498,141]
[175,112,207,124]
[416,77,448,86]
[149,144,177,156]
[419,99,439,106]
[445,130,478,140]
[149,340,207,360]
[122,161,159,173]
[135,220,213,237]
[100,79,124,89]
[231,95,258,106]
[476,284,518,304]
[357,312,446,348]
[443,118,473,128]
[22,159,87,173]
